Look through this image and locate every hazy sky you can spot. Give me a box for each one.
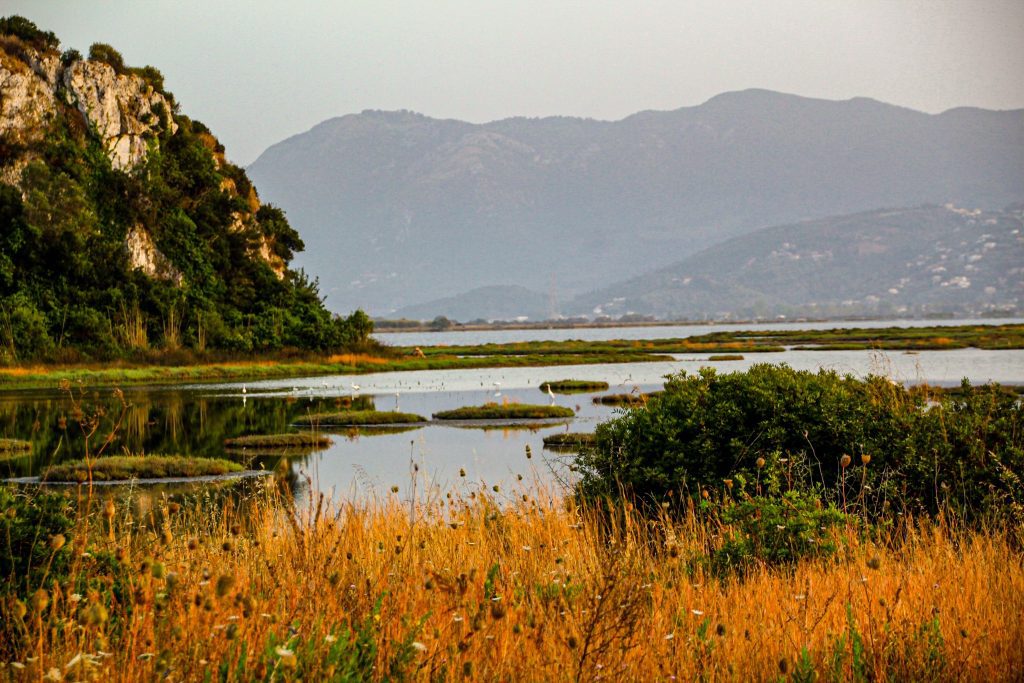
[8,1,1024,165]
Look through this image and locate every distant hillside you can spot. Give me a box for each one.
[392,285,550,322]
[0,17,368,361]
[569,205,1024,320]
[248,90,1024,315]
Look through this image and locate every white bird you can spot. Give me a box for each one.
[547,385,556,405]
[351,383,361,393]
[493,381,501,397]
[241,385,247,395]
[395,392,401,411]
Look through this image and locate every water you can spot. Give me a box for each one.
[3,343,1023,501]
[374,317,1023,347]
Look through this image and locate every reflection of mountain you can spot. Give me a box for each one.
[248,91,1024,316]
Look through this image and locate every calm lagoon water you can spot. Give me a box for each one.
[3,323,1023,501]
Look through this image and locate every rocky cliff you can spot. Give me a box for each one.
[0,17,352,359]
[0,31,287,280]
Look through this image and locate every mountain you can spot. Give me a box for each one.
[0,17,370,361]
[248,90,1024,317]
[569,204,1024,320]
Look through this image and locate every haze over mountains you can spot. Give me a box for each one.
[247,89,1024,320]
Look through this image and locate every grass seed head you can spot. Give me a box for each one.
[31,588,49,613]
[215,574,235,598]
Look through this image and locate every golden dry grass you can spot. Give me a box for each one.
[5,481,1024,681]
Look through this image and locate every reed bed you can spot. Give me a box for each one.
[2,478,1022,681]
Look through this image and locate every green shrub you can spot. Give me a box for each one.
[59,47,81,66]
[0,15,59,51]
[88,42,126,73]
[576,364,1024,522]
[0,293,53,360]
[706,490,849,576]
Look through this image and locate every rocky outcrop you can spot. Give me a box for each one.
[227,210,285,279]
[62,60,176,170]
[0,37,287,284]
[1,49,174,173]
[0,50,57,185]
[125,225,183,285]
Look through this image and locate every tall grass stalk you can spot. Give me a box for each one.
[116,300,148,351]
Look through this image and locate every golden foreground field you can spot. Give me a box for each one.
[3,479,1023,682]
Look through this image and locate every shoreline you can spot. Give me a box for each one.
[1,321,1021,391]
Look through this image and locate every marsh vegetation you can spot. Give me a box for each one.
[293,411,428,427]
[538,379,610,393]
[222,433,332,450]
[433,403,576,421]
[38,455,243,482]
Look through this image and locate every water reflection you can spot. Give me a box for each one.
[2,346,1023,502]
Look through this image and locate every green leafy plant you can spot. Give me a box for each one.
[707,491,849,576]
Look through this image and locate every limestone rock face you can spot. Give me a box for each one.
[0,53,56,142]
[125,225,183,285]
[62,60,176,170]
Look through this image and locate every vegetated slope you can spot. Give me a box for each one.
[570,204,1024,320]
[248,89,1024,316]
[0,17,370,362]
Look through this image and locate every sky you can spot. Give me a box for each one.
[7,0,1024,166]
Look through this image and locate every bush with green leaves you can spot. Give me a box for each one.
[704,490,849,576]
[575,364,1024,522]
[0,15,59,51]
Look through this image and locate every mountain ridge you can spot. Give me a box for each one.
[248,89,1024,317]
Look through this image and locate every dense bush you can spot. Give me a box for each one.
[576,364,1024,522]
[87,42,126,73]
[0,15,59,51]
